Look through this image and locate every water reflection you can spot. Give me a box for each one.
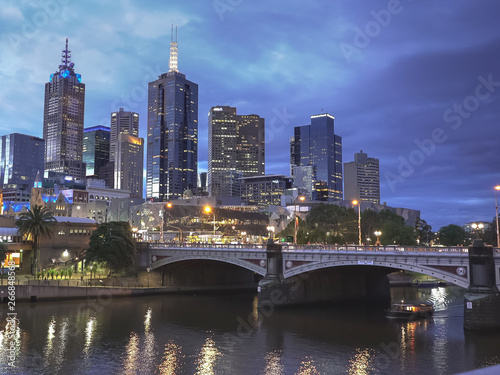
[83,316,97,356]
[347,348,376,375]
[144,307,152,333]
[123,332,140,375]
[296,357,320,375]
[158,341,183,375]
[1,286,499,374]
[44,317,56,357]
[195,337,221,375]
[264,349,284,375]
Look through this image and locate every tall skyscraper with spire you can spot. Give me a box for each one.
[146,26,198,201]
[43,38,86,180]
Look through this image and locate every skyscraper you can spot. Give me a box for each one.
[0,133,45,188]
[344,150,380,204]
[290,113,342,201]
[43,38,86,180]
[83,126,110,178]
[208,106,265,197]
[110,108,139,162]
[146,27,198,201]
[115,134,144,198]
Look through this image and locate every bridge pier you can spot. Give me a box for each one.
[257,239,288,305]
[258,239,391,307]
[464,241,500,331]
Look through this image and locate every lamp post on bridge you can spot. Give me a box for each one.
[471,222,484,241]
[495,185,500,248]
[374,231,382,246]
[352,200,361,246]
[204,206,216,237]
[294,195,305,245]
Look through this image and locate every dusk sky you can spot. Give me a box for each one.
[1,0,500,231]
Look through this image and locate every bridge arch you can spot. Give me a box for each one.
[283,260,469,288]
[151,255,266,276]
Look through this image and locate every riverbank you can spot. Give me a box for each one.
[0,283,258,303]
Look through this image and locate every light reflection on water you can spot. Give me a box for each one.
[347,348,376,375]
[158,340,183,375]
[195,337,222,375]
[0,286,499,374]
[264,349,284,375]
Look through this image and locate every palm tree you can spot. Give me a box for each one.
[16,205,57,277]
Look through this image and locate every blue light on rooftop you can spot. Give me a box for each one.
[60,70,70,78]
[76,73,81,83]
[50,73,54,81]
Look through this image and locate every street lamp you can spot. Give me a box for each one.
[495,186,500,248]
[266,226,275,240]
[471,222,484,240]
[146,267,150,288]
[241,231,247,243]
[294,195,305,245]
[159,209,164,243]
[374,231,382,246]
[1,261,4,285]
[352,200,361,245]
[204,206,216,236]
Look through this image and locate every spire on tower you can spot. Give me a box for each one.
[59,38,73,72]
[169,25,179,73]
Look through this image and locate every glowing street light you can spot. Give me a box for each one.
[374,230,382,246]
[471,222,484,240]
[352,200,361,246]
[294,195,306,245]
[204,206,216,236]
[495,186,500,248]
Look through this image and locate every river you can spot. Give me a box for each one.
[1,286,500,374]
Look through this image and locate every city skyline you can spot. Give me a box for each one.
[1,1,500,229]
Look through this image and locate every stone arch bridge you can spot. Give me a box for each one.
[145,243,500,289]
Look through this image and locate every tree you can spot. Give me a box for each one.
[480,218,497,246]
[415,218,433,246]
[437,224,468,246]
[86,221,136,274]
[16,205,57,276]
[378,210,417,246]
[0,241,8,265]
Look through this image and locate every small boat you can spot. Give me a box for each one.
[386,302,434,319]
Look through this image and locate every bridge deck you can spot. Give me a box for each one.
[150,243,500,255]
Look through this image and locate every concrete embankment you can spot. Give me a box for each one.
[0,283,257,303]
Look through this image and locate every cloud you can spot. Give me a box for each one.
[0,6,23,21]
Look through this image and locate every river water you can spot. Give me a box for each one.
[1,286,500,375]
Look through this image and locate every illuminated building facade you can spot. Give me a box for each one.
[344,150,380,204]
[146,27,198,201]
[43,38,86,180]
[240,175,292,207]
[110,108,139,162]
[290,113,342,201]
[83,126,110,178]
[115,134,144,198]
[208,106,265,197]
[0,133,44,189]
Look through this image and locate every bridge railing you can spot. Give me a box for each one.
[149,242,478,254]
